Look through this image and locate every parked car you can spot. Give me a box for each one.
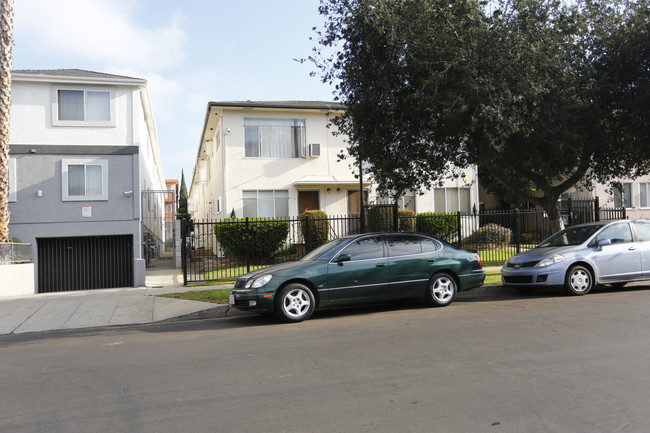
[230,232,486,322]
[501,219,650,295]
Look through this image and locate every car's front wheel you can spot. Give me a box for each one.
[426,272,457,307]
[275,283,315,322]
[565,265,593,295]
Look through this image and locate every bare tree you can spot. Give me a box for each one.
[0,0,14,243]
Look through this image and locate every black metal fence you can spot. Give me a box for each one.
[181,200,626,285]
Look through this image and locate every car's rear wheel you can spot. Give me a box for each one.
[275,283,315,322]
[426,272,457,307]
[565,265,593,295]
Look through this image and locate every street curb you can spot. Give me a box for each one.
[159,304,255,323]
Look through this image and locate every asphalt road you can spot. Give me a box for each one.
[2,284,650,433]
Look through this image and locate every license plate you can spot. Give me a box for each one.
[229,293,235,305]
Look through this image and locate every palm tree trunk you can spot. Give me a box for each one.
[0,0,14,243]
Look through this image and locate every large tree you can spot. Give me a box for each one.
[313,0,650,232]
[0,0,13,243]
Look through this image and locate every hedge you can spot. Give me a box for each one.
[301,210,330,252]
[213,217,289,263]
[416,212,458,241]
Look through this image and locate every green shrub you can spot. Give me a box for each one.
[416,212,458,241]
[398,209,416,232]
[465,223,512,245]
[301,210,330,252]
[366,206,396,232]
[213,217,289,263]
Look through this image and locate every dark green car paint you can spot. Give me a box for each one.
[230,232,486,319]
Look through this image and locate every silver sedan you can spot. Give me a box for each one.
[501,219,650,295]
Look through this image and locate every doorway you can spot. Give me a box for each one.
[298,191,320,214]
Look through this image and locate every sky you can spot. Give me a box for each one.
[12,0,336,183]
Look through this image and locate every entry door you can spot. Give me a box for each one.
[298,191,319,214]
[326,235,389,302]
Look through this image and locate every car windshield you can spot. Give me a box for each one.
[299,238,350,262]
[538,225,603,247]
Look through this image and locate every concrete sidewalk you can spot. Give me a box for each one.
[0,268,241,336]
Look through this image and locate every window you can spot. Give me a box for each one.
[378,191,416,211]
[8,158,16,202]
[632,221,650,242]
[613,182,633,208]
[244,118,305,158]
[242,190,289,218]
[52,87,114,126]
[62,159,108,201]
[387,234,422,257]
[341,236,385,261]
[596,223,633,244]
[640,183,650,208]
[434,187,471,213]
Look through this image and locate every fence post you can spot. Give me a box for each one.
[393,204,399,231]
[180,218,187,285]
[456,211,462,247]
[594,196,600,221]
[245,217,250,273]
[514,209,521,254]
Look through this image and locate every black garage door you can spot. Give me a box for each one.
[37,235,134,293]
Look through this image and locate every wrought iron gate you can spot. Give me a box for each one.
[142,190,176,267]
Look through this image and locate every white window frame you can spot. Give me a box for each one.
[434,187,472,213]
[640,182,650,209]
[613,182,633,208]
[242,190,289,218]
[244,118,306,159]
[8,157,16,202]
[62,159,109,201]
[52,85,116,127]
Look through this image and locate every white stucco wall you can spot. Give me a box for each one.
[190,104,481,220]
[0,264,36,297]
[9,82,135,146]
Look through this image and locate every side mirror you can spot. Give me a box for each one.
[335,253,351,265]
[597,239,611,249]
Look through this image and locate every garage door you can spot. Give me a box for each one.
[37,235,133,293]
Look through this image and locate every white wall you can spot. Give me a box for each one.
[10,82,134,146]
[0,264,36,297]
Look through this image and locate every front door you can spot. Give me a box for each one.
[326,235,389,302]
[298,191,319,214]
[592,222,643,281]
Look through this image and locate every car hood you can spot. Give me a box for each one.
[508,246,578,263]
[239,260,317,279]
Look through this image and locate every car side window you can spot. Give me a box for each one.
[386,235,422,257]
[341,236,385,261]
[632,221,650,242]
[420,236,442,253]
[597,223,633,244]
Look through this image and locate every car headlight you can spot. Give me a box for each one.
[249,274,273,288]
[535,254,565,267]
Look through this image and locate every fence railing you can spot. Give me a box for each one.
[0,242,32,265]
[181,205,626,284]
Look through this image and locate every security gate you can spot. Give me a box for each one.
[142,190,176,267]
[37,235,134,293]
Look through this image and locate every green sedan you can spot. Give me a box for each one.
[230,232,486,322]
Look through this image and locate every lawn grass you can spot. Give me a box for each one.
[484,270,502,286]
[159,289,232,304]
[204,265,267,281]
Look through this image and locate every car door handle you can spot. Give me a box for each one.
[629,246,638,251]
[376,264,386,268]
[428,259,436,263]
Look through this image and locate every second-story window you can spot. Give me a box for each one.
[52,86,115,127]
[244,118,305,158]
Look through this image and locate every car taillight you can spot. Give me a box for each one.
[476,253,483,267]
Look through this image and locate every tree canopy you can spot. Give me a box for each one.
[312,0,650,231]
